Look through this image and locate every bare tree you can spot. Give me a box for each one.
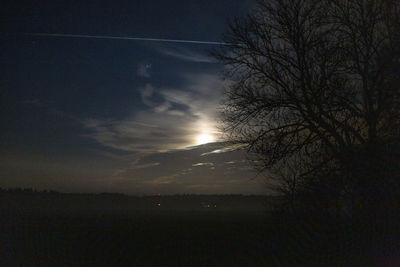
[217,0,400,215]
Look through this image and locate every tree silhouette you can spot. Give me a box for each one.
[217,0,400,217]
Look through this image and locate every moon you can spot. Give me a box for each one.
[196,134,214,145]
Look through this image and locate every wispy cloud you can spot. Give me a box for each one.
[192,162,214,167]
[82,112,197,152]
[201,144,247,156]
[131,162,160,169]
[158,47,216,63]
[139,84,156,106]
[83,72,228,153]
[108,143,264,195]
[77,66,259,194]
[137,62,152,78]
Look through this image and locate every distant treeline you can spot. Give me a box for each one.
[0,187,267,197]
[1,188,63,195]
[1,188,278,213]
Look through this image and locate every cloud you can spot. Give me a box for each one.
[83,72,229,153]
[158,47,216,63]
[157,73,230,133]
[137,62,152,78]
[139,83,156,106]
[82,112,198,152]
[109,142,266,195]
[131,162,160,169]
[167,110,185,116]
[192,162,214,167]
[153,101,171,113]
[138,84,175,114]
[201,144,247,156]
[77,66,262,195]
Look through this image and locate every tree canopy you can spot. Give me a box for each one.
[217,0,400,216]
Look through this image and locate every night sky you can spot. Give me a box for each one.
[0,0,266,195]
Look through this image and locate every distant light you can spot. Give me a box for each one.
[157,203,161,206]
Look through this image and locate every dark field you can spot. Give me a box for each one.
[1,193,272,266]
[2,211,269,266]
[1,193,399,266]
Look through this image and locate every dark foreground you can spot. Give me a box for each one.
[1,193,399,266]
[3,210,270,266]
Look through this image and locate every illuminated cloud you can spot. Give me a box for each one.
[82,112,197,152]
[108,142,266,195]
[83,72,228,153]
[201,144,247,156]
[192,162,214,167]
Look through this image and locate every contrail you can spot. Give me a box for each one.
[22,32,233,46]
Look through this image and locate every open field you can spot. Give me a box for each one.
[2,211,269,266]
[1,192,399,266]
[1,193,272,266]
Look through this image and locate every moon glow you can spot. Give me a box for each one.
[196,134,214,145]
